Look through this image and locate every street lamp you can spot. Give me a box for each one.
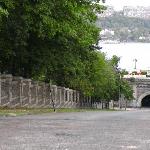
[133,59,137,70]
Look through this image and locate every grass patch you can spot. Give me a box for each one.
[0,108,54,116]
[55,108,115,113]
[0,108,116,117]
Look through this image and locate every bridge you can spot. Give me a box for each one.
[125,75,150,107]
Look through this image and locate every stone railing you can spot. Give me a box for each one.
[0,74,94,108]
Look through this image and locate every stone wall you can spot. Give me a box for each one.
[0,74,93,108]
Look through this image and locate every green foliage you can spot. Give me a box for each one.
[0,0,103,75]
[0,7,8,17]
[121,69,129,75]
[0,0,133,101]
[109,55,133,101]
[121,80,133,100]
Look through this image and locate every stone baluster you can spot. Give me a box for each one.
[42,83,46,107]
[0,73,1,106]
[76,91,80,104]
[57,87,61,105]
[74,90,77,103]
[34,81,39,106]
[62,87,66,102]
[13,76,23,107]
[60,87,63,105]
[51,85,57,106]
[20,78,23,107]
[5,75,13,107]
[69,89,73,104]
[26,79,32,107]
[66,88,70,101]
[45,83,49,106]
[89,96,92,107]
[49,84,52,106]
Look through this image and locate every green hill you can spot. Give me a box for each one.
[97,13,150,42]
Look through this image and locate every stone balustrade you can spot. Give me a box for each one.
[0,74,93,108]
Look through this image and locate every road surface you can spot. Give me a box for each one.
[0,109,150,150]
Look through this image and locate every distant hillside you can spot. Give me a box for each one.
[97,13,150,42]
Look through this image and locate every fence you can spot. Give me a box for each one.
[0,74,94,108]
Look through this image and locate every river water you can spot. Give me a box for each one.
[100,42,150,72]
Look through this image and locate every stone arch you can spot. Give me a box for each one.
[138,91,150,107]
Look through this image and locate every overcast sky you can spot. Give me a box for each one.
[103,0,150,10]
[98,0,150,72]
[100,43,150,72]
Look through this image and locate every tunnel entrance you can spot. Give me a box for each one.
[141,95,150,107]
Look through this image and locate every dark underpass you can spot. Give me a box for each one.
[141,95,150,107]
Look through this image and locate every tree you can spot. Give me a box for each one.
[0,0,133,103]
[0,0,108,95]
[109,55,133,101]
[121,80,133,100]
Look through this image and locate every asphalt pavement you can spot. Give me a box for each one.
[0,109,150,150]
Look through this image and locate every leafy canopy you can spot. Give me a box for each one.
[0,0,133,100]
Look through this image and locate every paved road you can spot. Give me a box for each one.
[0,109,150,150]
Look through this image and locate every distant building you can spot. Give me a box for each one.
[141,70,150,77]
[123,74,147,79]
[123,70,150,79]
[98,6,115,18]
[99,5,150,19]
[100,29,114,36]
[123,6,150,19]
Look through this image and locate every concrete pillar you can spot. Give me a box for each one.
[34,81,39,106]
[109,100,114,109]
[83,95,85,107]
[89,96,92,107]
[59,87,66,105]
[5,75,13,107]
[51,85,57,104]
[42,83,46,107]
[70,89,73,104]
[58,87,62,104]
[62,87,66,102]
[66,88,70,101]
[0,73,1,106]
[54,85,58,103]
[27,79,32,107]
[48,84,52,105]
[87,96,89,106]
[45,83,50,105]
[76,91,80,104]
[13,76,23,107]
[67,89,70,101]
[73,90,77,103]
[20,78,23,107]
